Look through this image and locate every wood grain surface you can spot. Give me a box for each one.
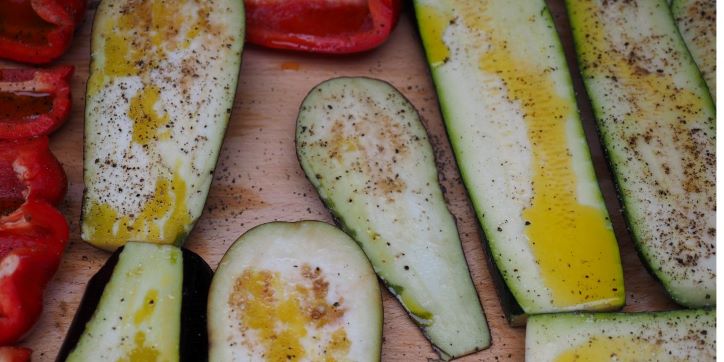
[14,1,679,360]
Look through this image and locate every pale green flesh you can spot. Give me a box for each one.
[207,221,382,362]
[672,0,716,100]
[526,309,716,362]
[566,0,716,307]
[67,242,183,361]
[296,78,490,359]
[81,0,244,251]
[413,0,623,315]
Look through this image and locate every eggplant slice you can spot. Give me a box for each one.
[57,242,213,362]
[296,77,490,358]
[81,0,245,250]
[208,221,382,362]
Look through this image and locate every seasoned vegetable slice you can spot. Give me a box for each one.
[672,0,716,99]
[208,221,382,361]
[413,0,624,321]
[566,0,716,307]
[526,309,716,362]
[58,242,213,361]
[296,77,489,358]
[81,0,244,250]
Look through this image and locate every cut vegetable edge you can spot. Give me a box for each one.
[412,0,625,320]
[57,242,213,362]
[208,221,382,362]
[526,309,716,362]
[80,0,245,251]
[565,0,716,308]
[296,77,490,359]
[671,0,716,100]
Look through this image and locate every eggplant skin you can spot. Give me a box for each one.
[56,251,120,361]
[56,245,212,362]
[179,250,213,362]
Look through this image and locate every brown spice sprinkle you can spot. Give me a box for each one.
[300,84,430,205]
[674,0,716,96]
[227,265,349,361]
[83,0,242,246]
[574,0,715,288]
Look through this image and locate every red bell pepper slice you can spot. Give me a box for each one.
[0,0,86,64]
[0,346,31,362]
[0,199,69,345]
[0,137,67,215]
[245,0,402,54]
[0,66,73,140]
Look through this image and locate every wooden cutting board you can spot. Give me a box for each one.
[18,1,678,360]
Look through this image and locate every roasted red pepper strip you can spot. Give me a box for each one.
[0,0,86,64]
[245,0,402,54]
[0,200,69,345]
[0,66,73,140]
[0,346,32,362]
[0,137,67,215]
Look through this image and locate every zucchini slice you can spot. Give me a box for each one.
[526,309,716,361]
[207,221,382,361]
[413,0,624,321]
[57,242,213,361]
[80,0,244,250]
[566,0,716,307]
[672,0,716,99]
[296,77,490,358]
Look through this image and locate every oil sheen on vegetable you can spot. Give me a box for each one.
[415,0,623,313]
[81,0,244,250]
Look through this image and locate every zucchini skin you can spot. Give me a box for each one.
[526,309,716,361]
[56,244,213,362]
[80,0,245,250]
[296,77,490,359]
[413,0,624,318]
[207,221,382,362]
[565,0,716,307]
[672,0,716,100]
[476,222,527,326]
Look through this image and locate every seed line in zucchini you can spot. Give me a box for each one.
[565,0,715,307]
[672,0,716,100]
[80,0,245,250]
[526,309,715,361]
[413,0,624,320]
[208,221,382,361]
[57,242,213,361]
[296,77,490,359]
